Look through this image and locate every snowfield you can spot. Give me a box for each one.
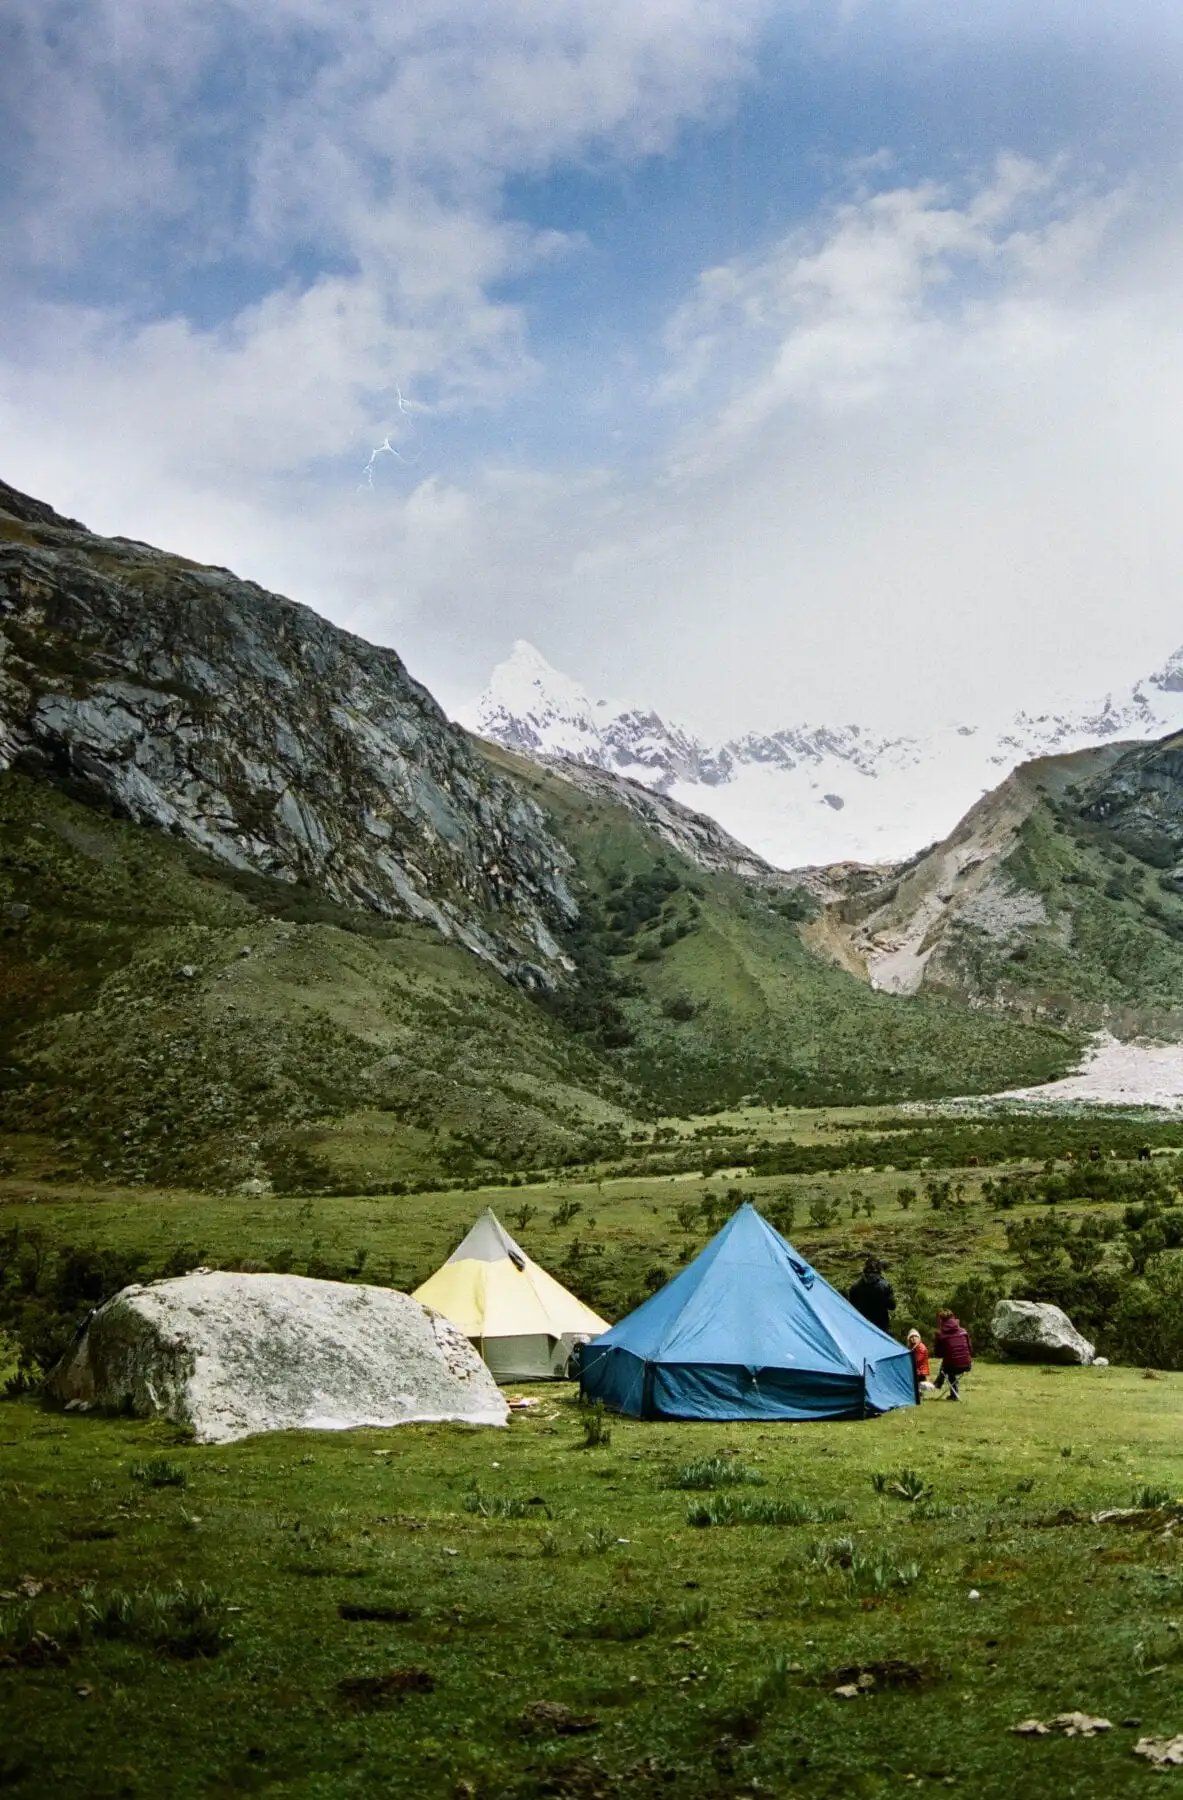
[463,639,1183,870]
[999,1035,1183,1110]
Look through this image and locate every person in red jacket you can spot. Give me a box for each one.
[906,1328,935,1393]
[932,1309,973,1400]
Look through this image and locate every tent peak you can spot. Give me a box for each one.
[445,1209,527,1268]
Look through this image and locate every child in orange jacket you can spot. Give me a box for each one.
[907,1328,936,1393]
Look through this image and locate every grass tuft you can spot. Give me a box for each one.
[566,1605,657,1642]
[804,1536,922,1594]
[463,1488,550,1520]
[578,1400,612,1449]
[667,1454,766,1490]
[870,1467,932,1503]
[578,1524,619,1556]
[687,1494,849,1528]
[81,1582,233,1659]
[129,1457,188,1489]
[1132,1484,1174,1509]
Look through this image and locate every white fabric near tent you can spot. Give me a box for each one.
[413,1209,609,1381]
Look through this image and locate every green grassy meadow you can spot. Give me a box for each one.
[3,1366,1182,1799]
[6,745,1183,1798]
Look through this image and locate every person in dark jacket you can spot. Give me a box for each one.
[847,1257,896,1335]
[933,1308,973,1400]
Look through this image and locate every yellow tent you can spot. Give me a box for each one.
[414,1209,609,1382]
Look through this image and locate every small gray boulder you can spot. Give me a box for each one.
[47,1271,508,1442]
[991,1298,1095,1366]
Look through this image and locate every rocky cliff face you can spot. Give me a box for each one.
[1079,732,1183,878]
[0,479,576,984]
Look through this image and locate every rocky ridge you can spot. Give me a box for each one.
[525,753,776,882]
[0,480,576,985]
[807,732,1183,1039]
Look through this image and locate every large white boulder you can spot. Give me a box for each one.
[992,1298,1096,1367]
[47,1271,508,1443]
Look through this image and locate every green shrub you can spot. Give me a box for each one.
[579,1401,612,1449]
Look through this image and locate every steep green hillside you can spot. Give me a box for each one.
[827,737,1183,1035]
[0,750,1083,1193]
[0,473,1100,1192]
[0,772,635,1192]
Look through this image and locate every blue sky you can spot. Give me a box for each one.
[3,2,1183,734]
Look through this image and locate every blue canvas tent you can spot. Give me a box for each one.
[579,1204,916,1422]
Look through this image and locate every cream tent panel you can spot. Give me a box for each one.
[413,1209,608,1382]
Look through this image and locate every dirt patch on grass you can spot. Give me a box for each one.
[337,1602,418,1622]
[517,1700,601,1738]
[824,1657,938,1691]
[335,1666,435,1709]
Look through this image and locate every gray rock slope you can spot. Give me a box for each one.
[47,1271,509,1442]
[1080,730,1183,879]
[0,479,575,984]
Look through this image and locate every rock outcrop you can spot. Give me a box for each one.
[991,1298,1096,1366]
[0,479,575,985]
[46,1271,509,1442]
[1080,731,1183,885]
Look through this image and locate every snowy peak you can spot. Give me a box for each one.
[1150,646,1183,694]
[466,640,720,786]
[468,639,606,761]
[465,639,1183,871]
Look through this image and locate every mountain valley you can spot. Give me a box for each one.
[1,476,1129,1193]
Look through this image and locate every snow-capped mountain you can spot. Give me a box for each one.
[461,639,1183,869]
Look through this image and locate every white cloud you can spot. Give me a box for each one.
[408,159,1183,737]
[0,0,767,521]
[657,156,1128,456]
[4,6,1183,752]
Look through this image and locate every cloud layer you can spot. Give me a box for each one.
[2,3,1182,737]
